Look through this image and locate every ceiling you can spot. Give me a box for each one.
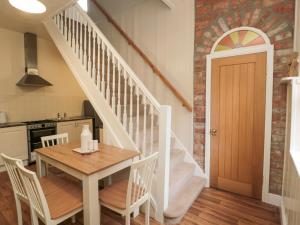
[0,0,74,39]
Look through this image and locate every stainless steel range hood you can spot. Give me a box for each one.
[17,33,52,87]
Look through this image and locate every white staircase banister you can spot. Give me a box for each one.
[73,4,161,111]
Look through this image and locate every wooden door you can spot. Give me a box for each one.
[210,52,266,199]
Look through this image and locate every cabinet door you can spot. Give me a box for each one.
[0,126,28,166]
[57,121,77,141]
[73,119,93,140]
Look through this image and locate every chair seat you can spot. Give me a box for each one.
[99,179,145,210]
[39,175,83,220]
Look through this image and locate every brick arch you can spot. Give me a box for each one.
[194,0,295,195]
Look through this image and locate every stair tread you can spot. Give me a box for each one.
[164,176,206,219]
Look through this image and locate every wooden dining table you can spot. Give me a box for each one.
[35,141,140,225]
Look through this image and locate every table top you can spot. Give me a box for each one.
[35,142,139,175]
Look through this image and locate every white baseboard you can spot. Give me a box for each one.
[263,193,282,206]
[281,200,287,225]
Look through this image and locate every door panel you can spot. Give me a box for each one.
[210,53,266,199]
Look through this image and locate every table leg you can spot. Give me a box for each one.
[83,174,100,225]
[36,154,45,178]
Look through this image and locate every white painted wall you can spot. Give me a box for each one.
[88,0,195,153]
[0,27,86,122]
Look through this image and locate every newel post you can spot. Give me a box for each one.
[156,105,172,222]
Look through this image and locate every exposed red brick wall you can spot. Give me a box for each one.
[194,0,295,194]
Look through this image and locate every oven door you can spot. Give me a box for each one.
[29,127,56,151]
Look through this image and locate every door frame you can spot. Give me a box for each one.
[205,27,277,205]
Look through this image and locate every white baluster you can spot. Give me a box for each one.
[78,12,81,59]
[135,88,140,147]
[96,36,101,89]
[143,96,147,156]
[123,73,128,129]
[101,42,105,95]
[106,50,111,104]
[92,31,97,83]
[112,57,116,113]
[67,8,71,46]
[72,6,76,52]
[64,10,67,41]
[150,104,154,155]
[88,26,92,76]
[117,63,121,120]
[60,12,63,34]
[83,21,87,69]
[129,78,133,138]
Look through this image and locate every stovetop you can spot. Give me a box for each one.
[24,119,56,125]
[25,119,57,129]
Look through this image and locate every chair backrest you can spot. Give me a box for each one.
[41,133,69,148]
[0,153,28,201]
[16,161,51,222]
[126,152,159,208]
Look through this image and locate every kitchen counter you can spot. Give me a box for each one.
[0,116,94,129]
[53,116,94,123]
[0,122,26,128]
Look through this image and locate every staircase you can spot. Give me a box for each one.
[44,3,206,223]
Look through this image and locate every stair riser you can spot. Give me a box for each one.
[170,151,185,172]
[169,165,195,201]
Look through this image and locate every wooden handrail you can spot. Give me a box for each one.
[90,0,193,112]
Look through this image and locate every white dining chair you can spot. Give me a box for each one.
[41,133,69,148]
[0,153,33,225]
[16,161,83,225]
[41,133,69,175]
[99,152,159,225]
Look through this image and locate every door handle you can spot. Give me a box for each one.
[210,129,217,136]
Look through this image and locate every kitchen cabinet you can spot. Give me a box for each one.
[0,126,28,166]
[57,119,93,142]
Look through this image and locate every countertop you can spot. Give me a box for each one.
[54,116,94,122]
[0,116,94,129]
[0,122,26,128]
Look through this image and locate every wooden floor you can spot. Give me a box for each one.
[0,169,281,225]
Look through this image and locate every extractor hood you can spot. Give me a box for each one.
[16,33,52,87]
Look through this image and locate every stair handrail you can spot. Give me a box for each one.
[90,0,193,112]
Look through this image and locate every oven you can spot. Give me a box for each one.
[26,120,56,163]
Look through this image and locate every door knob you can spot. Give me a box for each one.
[210,129,217,136]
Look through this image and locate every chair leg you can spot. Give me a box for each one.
[71,215,76,223]
[15,198,22,225]
[145,199,150,225]
[30,208,39,225]
[125,213,131,225]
